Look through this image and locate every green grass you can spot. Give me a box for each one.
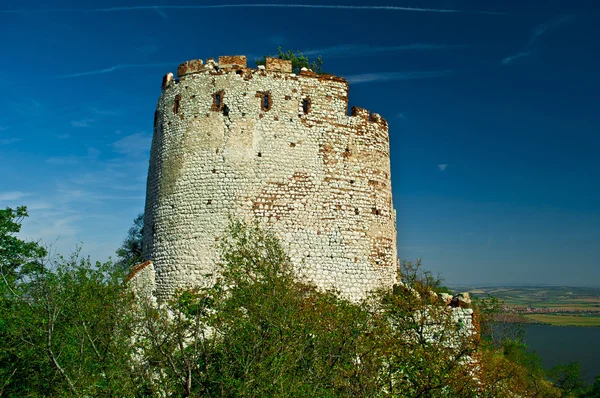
[523,314,600,327]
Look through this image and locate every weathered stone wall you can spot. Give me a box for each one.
[143,55,398,301]
[125,261,156,303]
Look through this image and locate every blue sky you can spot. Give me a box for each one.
[1,0,599,286]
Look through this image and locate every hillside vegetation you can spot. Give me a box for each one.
[1,207,599,397]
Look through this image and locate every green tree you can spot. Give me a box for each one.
[549,362,590,397]
[0,207,141,396]
[370,260,481,397]
[115,212,144,271]
[1,250,140,396]
[584,373,600,397]
[0,206,46,283]
[137,218,376,396]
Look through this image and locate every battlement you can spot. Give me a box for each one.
[160,55,388,127]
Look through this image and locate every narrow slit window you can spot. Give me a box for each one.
[302,98,311,114]
[173,94,181,114]
[212,90,225,111]
[256,91,272,111]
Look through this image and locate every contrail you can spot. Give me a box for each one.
[0,4,506,15]
[302,43,467,58]
[59,63,176,78]
[346,70,453,84]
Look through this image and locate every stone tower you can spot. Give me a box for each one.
[138,55,398,301]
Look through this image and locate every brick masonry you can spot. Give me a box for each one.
[140,55,398,301]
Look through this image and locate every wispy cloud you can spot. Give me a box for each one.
[153,6,168,19]
[92,107,121,116]
[71,118,94,128]
[396,113,407,120]
[0,4,506,15]
[0,138,19,145]
[346,70,452,84]
[502,51,532,65]
[303,43,465,58]
[47,147,100,165]
[112,132,152,157]
[528,14,575,46]
[59,62,175,78]
[0,191,32,201]
[503,14,575,65]
[438,164,448,171]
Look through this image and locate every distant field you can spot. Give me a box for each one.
[451,285,600,327]
[523,314,600,327]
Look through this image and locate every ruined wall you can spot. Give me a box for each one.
[143,55,397,301]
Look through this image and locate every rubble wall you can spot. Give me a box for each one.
[143,56,397,301]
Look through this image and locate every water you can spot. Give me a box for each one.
[524,325,600,384]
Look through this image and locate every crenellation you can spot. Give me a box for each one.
[218,55,247,70]
[142,54,398,301]
[265,57,292,73]
[162,72,175,89]
[177,59,204,78]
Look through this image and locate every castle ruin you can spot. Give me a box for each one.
[133,55,398,302]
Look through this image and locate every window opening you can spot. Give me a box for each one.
[212,90,225,111]
[173,94,181,114]
[256,91,272,111]
[302,98,311,114]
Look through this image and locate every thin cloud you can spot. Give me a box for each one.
[502,51,532,65]
[153,6,168,19]
[0,191,32,201]
[112,132,152,157]
[503,14,575,65]
[438,164,448,171]
[71,118,94,128]
[346,70,452,84]
[0,4,506,15]
[529,14,575,46]
[59,62,175,78]
[92,107,120,116]
[396,113,407,120]
[0,138,20,145]
[47,147,100,165]
[303,43,466,58]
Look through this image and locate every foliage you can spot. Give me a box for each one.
[136,219,377,396]
[375,260,481,396]
[549,362,591,397]
[1,209,597,397]
[256,46,324,74]
[0,206,46,283]
[115,212,144,271]
[473,294,524,346]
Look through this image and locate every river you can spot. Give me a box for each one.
[524,325,600,384]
